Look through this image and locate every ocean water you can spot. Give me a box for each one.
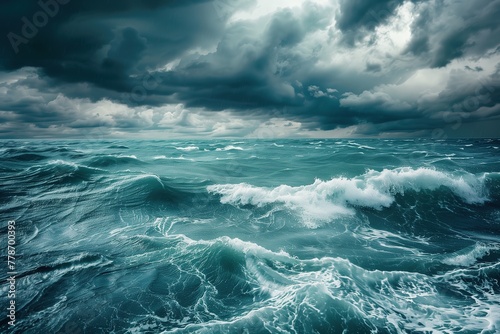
[1,138,500,333]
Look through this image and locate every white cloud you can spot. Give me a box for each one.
[229,0,328,22]
[308,85,338,98]
[341,91,412,111]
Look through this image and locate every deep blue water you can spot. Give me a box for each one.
[1,139,500,333]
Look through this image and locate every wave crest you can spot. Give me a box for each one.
[207,167,489,222]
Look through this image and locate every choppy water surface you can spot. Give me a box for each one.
[1,139,500,333]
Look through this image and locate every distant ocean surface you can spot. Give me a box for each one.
[1,139,500,333]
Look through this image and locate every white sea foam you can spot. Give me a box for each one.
[44,159,104,172]
[175,146,199,152]
[46,159,79,168]
[216,145,244,151]
[163,232,500,334]
[153,155,193,161]
[442,243,498,266]
[348,141,376,150]
[207,167,489,222]
[116,154,138,159]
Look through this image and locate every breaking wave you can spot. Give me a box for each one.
[208,167,490,223]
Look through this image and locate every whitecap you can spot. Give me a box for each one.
[47,159,79,168]
[216,145,244,151]
[116,154,138,159]
[175,146,199,152]
[207,167,489,225]
[442,243,499,266]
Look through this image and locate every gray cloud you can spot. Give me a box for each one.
[1,0,248,93]
[336,0,406,44]
[404,0,500,67]
[0,0,499,138]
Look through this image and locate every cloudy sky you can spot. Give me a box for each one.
[1,0,499,139]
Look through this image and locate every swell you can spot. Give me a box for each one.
[108,174,190,207]
[85,154,145,168]
[6,153,49,162]
[1,140,499,334]
[18,160,106,185]
[5,158,193,199]
[6,230,500,333]
[185,234,499,333]
[208,167,494,226]
[112,232,500,333]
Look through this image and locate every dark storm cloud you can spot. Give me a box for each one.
[366,62,382,73]
[404,0,500,67]
[97,2,337,115]
[154,7,329,111]
[429,67,500,117]
[339,65,500,137]
[335,0,405,43]
[465,66,484,72]
[0,0,500,138]
[1,0,251,95]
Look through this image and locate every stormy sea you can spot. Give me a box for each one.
[1,138,500,334]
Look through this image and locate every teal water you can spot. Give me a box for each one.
[1,139,500,333]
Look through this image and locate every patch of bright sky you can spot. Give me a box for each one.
[375,1,414,51]
[229,0,332,23]
[157,0,334,72]
[369,51,500,105]
[316,1,415,72]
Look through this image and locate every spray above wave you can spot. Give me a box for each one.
[207,167,490,223]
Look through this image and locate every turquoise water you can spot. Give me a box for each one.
[1,139,500,333]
